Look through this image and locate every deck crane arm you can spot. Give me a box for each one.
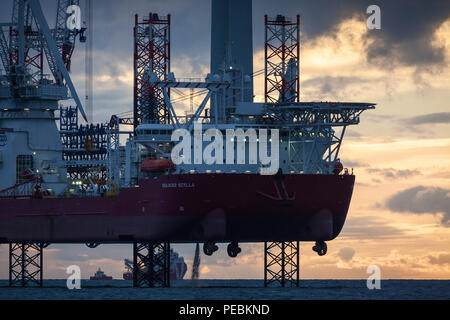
[53,0,80,72]
[0,28,10,75]
[27,0,88,122]
[40,28,64,85]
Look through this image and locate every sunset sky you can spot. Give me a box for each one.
[0,0,449,280]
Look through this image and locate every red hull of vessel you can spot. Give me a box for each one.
[123,272,132,281]
[0,174,355,243]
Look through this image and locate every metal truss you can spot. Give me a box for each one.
[133,242,171,288]
[264,15,300,104]
[268,102,375,127]
[67,123,108,180]
[106,115,134,187]
[10,0,45,85]
[53,0,80,72]
[60,106,108,180]
[0,27,9,74]
[60,105,79,131]
[150,78,230,90]
[9,243,44,287]
[9,0,77,85]
[267,102,375,174]
[107,118,120,184]
[1,0,87,119]
[264,241,299,287]
[107,116,123,185]
[60,106,79,158]
[286,126,343,174]
[134,13,170,127]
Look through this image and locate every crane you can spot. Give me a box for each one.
[54,0,82,72]
[0,0,89,122]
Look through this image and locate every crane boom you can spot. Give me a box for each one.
[27,0,88,122]
[0,28,9,75]
[54,0,80,71]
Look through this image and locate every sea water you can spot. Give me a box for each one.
[0,279,449,300]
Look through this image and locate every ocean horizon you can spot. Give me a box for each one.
[0,279,449,300]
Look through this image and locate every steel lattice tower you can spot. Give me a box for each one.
[133,242,170,288]
[264,14,300,104]
[264,241,299,287]
[9,243,46,287]
[133,13,170,127]
[264,14,301,287]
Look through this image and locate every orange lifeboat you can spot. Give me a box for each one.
[141,158,175,173]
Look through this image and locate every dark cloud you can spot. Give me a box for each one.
[342,160,367,168]
[291,0,450,70]
[338,247,355,262]
[428,171,450,179]
[3,1,449,68]
[267,0,450,87]
[47,244,131,262]
[302,76,374,99]
[367,168,421,180]
[345,130,362,138]
[407,112,450,125]
[341,215,409,239]
[386,186,450,226]
[364,113,397,123]
[428,253,450,265]
[362,0,450,68]
[69,0,450,75]
[255,0,450,69]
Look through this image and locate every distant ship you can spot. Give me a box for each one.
[123,249,187,280]
[90,268,113,280]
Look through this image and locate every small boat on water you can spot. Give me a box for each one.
[90,268,113,280]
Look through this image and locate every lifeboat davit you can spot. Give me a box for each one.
[141,158,175,173]
[333,161,343,175]
[19,169,35,180]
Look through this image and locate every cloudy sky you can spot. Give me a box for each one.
[0,0,450,280]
